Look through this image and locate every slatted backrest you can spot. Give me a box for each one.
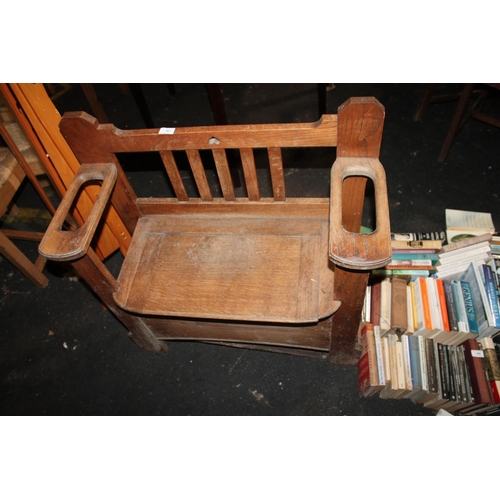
[59,112,338,204]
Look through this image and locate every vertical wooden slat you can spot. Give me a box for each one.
[212,149,235,201]
[159,150,189,201]
[185,149,213,201]
[239,148,260,201]
[268,147,285,201]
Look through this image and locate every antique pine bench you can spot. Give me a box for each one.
[39,96,391,365]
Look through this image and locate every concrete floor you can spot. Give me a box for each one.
[1,83,500,415]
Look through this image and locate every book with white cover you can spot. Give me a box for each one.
[437,241,491,262]
[445,209,495,244]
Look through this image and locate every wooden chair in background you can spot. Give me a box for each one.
[414,83,500,162]
[0,92,58,287]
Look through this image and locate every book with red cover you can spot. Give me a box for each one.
[358,323,383,397]
[462,338,493,405]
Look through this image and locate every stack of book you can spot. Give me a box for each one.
[371,231,443,280]
[357,322,500,415]
[359,210,500,415]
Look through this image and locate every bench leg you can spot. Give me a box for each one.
[329,267,369,365]
[71,249,169,354]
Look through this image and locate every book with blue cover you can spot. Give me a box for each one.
[482,263,500,328]
[461,281,479,334]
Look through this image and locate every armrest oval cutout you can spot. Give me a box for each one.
[329,157,391,270]
[39,163,117,261]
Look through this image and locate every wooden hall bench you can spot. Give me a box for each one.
[39,96,392,365]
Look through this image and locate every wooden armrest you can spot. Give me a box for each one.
[39,163,117,261]
[329,156,392,270]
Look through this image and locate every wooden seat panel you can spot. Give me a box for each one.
[114,215,338,323]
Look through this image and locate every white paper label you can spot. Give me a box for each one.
[471,349,484,358]
[158,127,176,135]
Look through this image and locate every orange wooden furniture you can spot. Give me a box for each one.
[0,90,56,288]
[39,97,392,365]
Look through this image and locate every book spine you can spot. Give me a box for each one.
[464,338,493,404]
[395,340,406,390]
[459,344,474,405]
[371,269,431,278]
[481,337,500,382]
[438,343,449,400]
[456,345,469,403]
[391,253,439,262]
[366,327,378,387]
[373,326,385,386]
[443,279,459,331]
[452,280,469,332]
[385,263,434,271]
[482,264,500,327]
[461,281,479,334]
[391,240,443,250]
[419,277,434,331]
[450,346,462,403]
[406,284,415,334]
[478,341,496,404]
[382,336,390,383]
[447,345,458,404]
[370,280,381,327]
[408,335,422,390]
[419,335,428,391]
[391,277,408,335]
[440,233,492,253]
[379,278,392,334]
[426,338,438,395]
[365,285,371,324]
[392,231,446,241]
[402,334,413,391]
[358,323,379,397]
[388,333,398,391]
[426,277,443,330]
[435,278,451,332]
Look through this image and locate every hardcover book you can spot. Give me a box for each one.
[358,323,383,397]
[463,338,493,405]
[480,337,500,404]
[390,277,408,335]
[370,280,381,328]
